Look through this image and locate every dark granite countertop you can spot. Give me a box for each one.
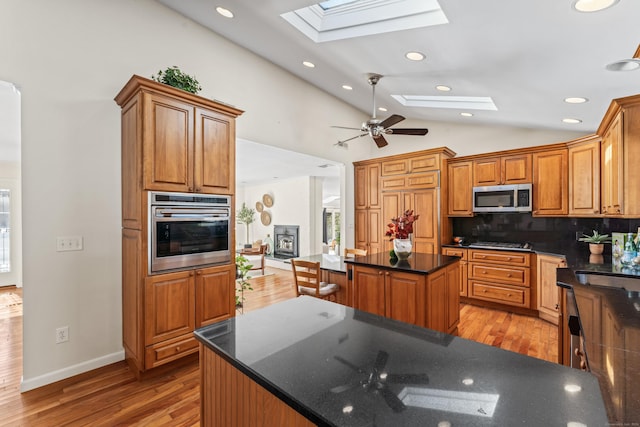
[195,296,607,426]
[557,268,640,423]
[343,252,460,274]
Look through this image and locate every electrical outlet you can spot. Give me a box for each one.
[56,326,69,344]
[56,236,83,252]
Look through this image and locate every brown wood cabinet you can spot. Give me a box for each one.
[473,154,531,186]
[355,148,454,255]
[351,262,460,335]
[532,148,568,216]
[598,94,640,217]
[447,160,473,217]
[115,75,242,376]
[466,249,532,309]
[568,135,601,217]
[441,247,468,296]
[536,254,566,325]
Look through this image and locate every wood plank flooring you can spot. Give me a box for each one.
[1,268,558,426]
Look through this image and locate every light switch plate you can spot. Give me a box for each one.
[56,236,83,252]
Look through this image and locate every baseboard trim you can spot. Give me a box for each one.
[20,349,125,392]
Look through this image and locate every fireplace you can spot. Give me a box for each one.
[273,225,299,259]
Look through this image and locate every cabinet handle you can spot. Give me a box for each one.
[507,293,512,297]
[482,270,487,274]
[176,346,181,352]
[507,273,512,277]
[385,272,390,276]
[378,271,384,276]
[477,255,486,259]
[482,289,487,293]
[196,270,202,275]
[555,303,559,310]
[506,257,512,261]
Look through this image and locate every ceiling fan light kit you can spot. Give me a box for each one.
[333,74,429,148]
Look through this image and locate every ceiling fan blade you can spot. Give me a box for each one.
[386,373,429,384]
[330,381,359,394]
[331,125,363,131]
[373,134,388,148]
[379,114,405,129]
[387,128,429,136]
[373,350,389,372]
[338,133,368,144]
[380,386,406,413]
[334,355,366,374]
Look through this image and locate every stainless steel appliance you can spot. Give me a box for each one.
[149,191,231,274]
[472,183,532,213]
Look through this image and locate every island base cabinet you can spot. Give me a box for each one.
[200,344,316,427]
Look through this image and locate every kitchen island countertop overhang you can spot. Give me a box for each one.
[195,296,607,426]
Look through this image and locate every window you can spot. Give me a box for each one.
[0,189,10,273]
[323,208,341,246]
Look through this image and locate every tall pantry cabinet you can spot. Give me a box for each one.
[115,75,243,376]
[354,148,455,255]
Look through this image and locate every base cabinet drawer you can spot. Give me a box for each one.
[468,263,530,287]
[470,281,530,307]
[145,334,199,369]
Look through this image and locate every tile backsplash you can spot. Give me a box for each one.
[452,213,640,254]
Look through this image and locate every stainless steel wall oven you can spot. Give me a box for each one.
[149,191,231,274]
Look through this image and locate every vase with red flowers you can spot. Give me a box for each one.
[385,209,419,259]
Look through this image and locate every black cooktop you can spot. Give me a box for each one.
[468,241,532,250]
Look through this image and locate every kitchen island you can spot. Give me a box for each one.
[345,253,461,334]
[195,296,607,426]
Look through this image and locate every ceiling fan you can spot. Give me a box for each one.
[333,73,429,148]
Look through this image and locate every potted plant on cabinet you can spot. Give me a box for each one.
[237,203,256,247]
[151,66,202,94]
[578,230,611,255]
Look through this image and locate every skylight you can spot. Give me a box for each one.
[281,0,448,43]
[391,95,498,111]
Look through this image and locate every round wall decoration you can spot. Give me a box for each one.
[261,211,272,226]
[255,201,264,212]
[263,194,273,207]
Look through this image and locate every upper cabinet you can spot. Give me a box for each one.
[532,148,568,216]
[473,154,532,186]
[355,163,381,210]
[568,135,601,217]
[447,160,474,217]
[597,94,640,217]
[115,75,243,196]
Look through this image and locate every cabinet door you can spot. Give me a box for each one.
[122,228,143,363]
[601,113,623,215]
[385,271,425,326]
[445,262,461,333]
[142,92,194,192]
[352,266,385,316]
[367,164,381,209]
[355,166,368,210]
[425,268,447,333]
[569,138,601,216]
[145,270,195,344]
[536,254,565,325]
[355,209,368,251]
[473,158,500,186]
[409,190,438,254]
[442,247,467,296]
[447,161,473,216]
[195,107,234,195]
[195,264,235,328]
[382,192,402,253]
[501,154,532,184]
[367,209,383,254]
[533,149,568,216]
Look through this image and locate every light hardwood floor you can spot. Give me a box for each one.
[1,268,558,426]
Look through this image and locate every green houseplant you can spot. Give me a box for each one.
[235,254,253,308]
[578,230,611,255]
[236,203,256,246]
[151,66,202,94]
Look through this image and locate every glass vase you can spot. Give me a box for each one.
[393,238,413,260]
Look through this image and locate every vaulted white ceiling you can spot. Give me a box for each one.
[158,0,640,135]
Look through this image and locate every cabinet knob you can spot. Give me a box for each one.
[506,257,512,261]
[507,293,512,297]
[196,270,202,275]
[507,273,512,277]
[176,346,181,352]
[378,271,384,276]
[555,303,559,310]
[482,289,487,293]
[196,188,201,193]
[385,272,390,276]
[482,270,487,274]
[594,210,599,214]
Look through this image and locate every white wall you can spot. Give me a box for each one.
[237,176,324,257]
[2,0,588,390]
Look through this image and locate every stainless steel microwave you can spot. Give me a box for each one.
[472,184,532,213]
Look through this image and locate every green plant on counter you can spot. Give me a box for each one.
[151,66,202,94]
[235,254,253,308]
[578,230,611,244]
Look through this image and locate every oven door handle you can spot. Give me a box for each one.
[155,208,230,218]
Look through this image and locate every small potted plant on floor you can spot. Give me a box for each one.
[578,230,611,255]
[235,254,253,310]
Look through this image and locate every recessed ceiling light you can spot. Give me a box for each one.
[460,112,473,117]
[572,0,618,12]
[302,61,315,68]
[436,85,451,92]
[563,118,582,124]
[216,6,234,18]
[564,97,588,104]
[342,85,352,90]
[378,107,388,112]
[405,51,425,61]
[606,59,640,71]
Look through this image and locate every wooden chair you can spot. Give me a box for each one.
[344,248,367,258]
[291,259,339,302]
[240,244,267,275]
